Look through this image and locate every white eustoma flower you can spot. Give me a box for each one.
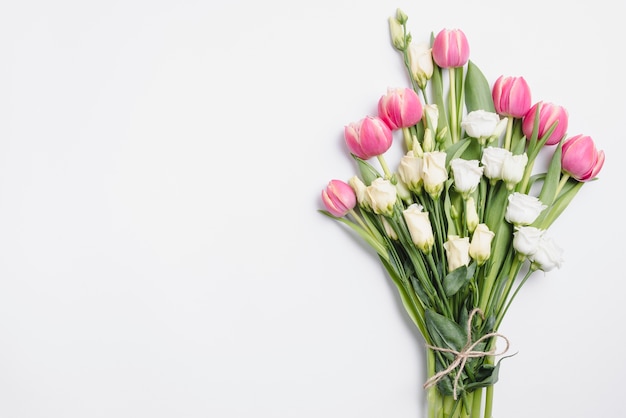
[408,42,433,89]
[422,151,448,198]
[461,110,500,140]
[481,147,511,181]
[403,203,434,253]
[505,192,547,226]
[365,178,397,217]
[530,236,564,272]
[469,224,495,266]
[349,176,369,210]
[398,150,423,193]
[512,226,544,256]
[501,153,528,190]
[444,235,470,271]
[450,158,483,198]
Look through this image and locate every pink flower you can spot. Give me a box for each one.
[344,116,393,159]
[522,102,569,145]
[378,87,423,130]
[321,179,357,217]
[561,134,605,182]
[431,28,470,68]
[492,76,531,118]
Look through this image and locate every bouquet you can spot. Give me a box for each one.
[318,8,605,418]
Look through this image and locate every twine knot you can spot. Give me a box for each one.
[423,308,510,400]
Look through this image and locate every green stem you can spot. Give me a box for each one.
[483,369,494,418]
[503,117,513,151]
[377,154,393,179]
[470,389,482,418]
[555,174,570,197]
[449,67,458,143]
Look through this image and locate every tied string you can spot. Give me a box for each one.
[423,308,510,400]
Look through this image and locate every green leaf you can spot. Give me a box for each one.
[425,309,467,352]
[445,137,472,164]
[464,61,495,113]
[432,65,452,148]
[537,140,564,207]
[353,155,381,185]
[443,263,476,297]
[535,179,583,230]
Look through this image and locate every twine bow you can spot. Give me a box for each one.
[423,308,510,400]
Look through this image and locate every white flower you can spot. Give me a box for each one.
[469,224,495,266]
[461,110,501,140]
[349,176,369,210]
[408,42,433,89]
[444,235,470,271]
[395,177,413,203]
[481,147,510,181]
[505,192,547,226]
[450,158,483,198]
[403,203,434,253]
[501,153,528,190]
[365,178,397,216]
[422,151,448,198]
[513,226,544,256]
[398,150,423,193]
[530,236,564,272]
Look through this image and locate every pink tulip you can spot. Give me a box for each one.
[522,102,569,145]
[431,28,470,68]
[561,134,605,182]
[378,87,424,130]
[344,116,393,159]
[492,76,532,118]
[321,179,357,217]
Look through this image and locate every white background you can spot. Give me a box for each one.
[0,0,623,417]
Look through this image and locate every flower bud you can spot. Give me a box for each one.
[345,116,393,160]
[492,76,532,118]
[423,104,439,133]
[403,203,435,254]
[469,224,495,266]
[365,178,397,217]
[561,134,605,182]
[450,158,483,198]
[382,217,398,240]
[395,177,413,204]
[388,17,405,50]
[465,197,479,233]
[432,28,470,69]
[408,42,433,89]
[378,87,423,130]
[422,128,434,152]
[321,179,357,217]
[421,151,448,198]
[444,235,470,271]
[522,102,568,146]
[348,176,369,210]
[505,192,547,226]
[395,8,408,24]
[398,150,423,193]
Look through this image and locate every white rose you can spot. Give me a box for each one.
[422,151,448,198]
[505,192,547,226]
[481,147,511,181]
[444,235,470,271]
[365,178,397,217]
[398,150,423,193]
[461,110,501,140]
[502,153,528,190]
[530,236,564,272]
[469,224,495,266]
[450,158,483,197]
[403,203,434,253]
[513,226,544,256]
